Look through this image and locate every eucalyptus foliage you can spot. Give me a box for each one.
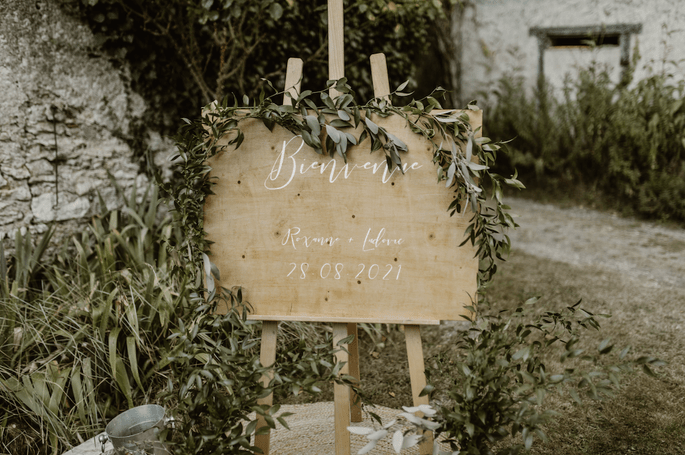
[157,77,527,453]
[163,78,523,293]
[423,298,664,455]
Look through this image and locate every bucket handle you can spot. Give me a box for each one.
[97,433,108,454]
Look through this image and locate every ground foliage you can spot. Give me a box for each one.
[60,0,445,134]
[423,298,663,455]
[0,182,336,454]
[0,183,187,454]
[159,292,348,454]
[487,58,685,223]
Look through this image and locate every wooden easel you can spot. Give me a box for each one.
[253,2,433,454]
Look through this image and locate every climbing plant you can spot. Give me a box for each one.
[62,0,446,133]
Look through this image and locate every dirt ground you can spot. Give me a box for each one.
[489,197,685,455]
[505,197,685,291]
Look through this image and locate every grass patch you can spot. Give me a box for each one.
[280,245,683,453]
[456,251,683,454]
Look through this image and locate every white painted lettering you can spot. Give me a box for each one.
[263,135,422,190]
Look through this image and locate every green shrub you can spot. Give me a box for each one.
[63,0,444,134]
[0,184,189,454]
[488,62,685,222]
[159,292,345,455]
[423,298,663,455]
[0,179,339,454]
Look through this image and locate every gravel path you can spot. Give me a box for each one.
[505,197,685,290]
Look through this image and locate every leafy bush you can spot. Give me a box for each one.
[0,183,189,454]
[159,292,346,454]
[62,0,445,133]
[343,298,663,455]
[422,298,663,455]
[0,180,339,454]
[488,61,685,222]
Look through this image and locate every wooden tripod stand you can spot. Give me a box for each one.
[252,8,435,448]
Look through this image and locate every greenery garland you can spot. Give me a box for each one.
[158,79,665,455]
[163,78,524,300]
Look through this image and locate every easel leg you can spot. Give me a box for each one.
[346,322,362,422]
[255,321,279,454]
[405,325,434,455]
[333,323,351,455]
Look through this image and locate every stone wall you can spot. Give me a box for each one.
[0,0,173,250]
[459,0,685,103]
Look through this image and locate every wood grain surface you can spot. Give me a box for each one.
[205,111,481,324]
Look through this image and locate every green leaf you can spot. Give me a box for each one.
[642,364,657,377]
[512,346,530,361]
[330,119,352,128]
[269,2,283,20]
[445,162,456,188]
[115,358,133,408]
[305,115,321,137]
[598,338,614,354]
[569,388,582,404]
[364,118,379,135]
[524,431,534,450]
[386,132,407,151]
[619,346,631,359]
[70,365,87,425]
[325,125,341,143]
[465,421,474,437]
[277,416,291,430]
[108,326,121,382]
[467,161,488,171]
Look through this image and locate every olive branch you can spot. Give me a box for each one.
[162,78,524,301]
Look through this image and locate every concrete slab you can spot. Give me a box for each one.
[61,434,113,455]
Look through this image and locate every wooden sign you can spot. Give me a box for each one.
[204,111,481,325]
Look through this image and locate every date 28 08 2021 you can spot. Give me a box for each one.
[286,262,402,281]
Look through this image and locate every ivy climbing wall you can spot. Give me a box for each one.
[0,0,173,249]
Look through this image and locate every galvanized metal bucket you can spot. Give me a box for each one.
[98,404,172,455]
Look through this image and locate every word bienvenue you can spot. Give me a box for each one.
[281,227,403,252]
[264,136,422,190]
[287,262,402,281]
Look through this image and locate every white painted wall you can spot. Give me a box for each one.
[460,0,685,103]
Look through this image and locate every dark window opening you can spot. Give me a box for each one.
[549,34,620,48]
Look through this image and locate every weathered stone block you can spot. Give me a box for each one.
[27,158,54,183]
[31,193,91,222]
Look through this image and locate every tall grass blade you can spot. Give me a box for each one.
[126,336,144,392]
[108,326,121,385]
[82,357,98,426]
[70,364,88,426]
[115,358,133,408]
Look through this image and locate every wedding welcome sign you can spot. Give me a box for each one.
[204,112,481,324]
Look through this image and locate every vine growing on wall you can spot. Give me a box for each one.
[62,0,446,134]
